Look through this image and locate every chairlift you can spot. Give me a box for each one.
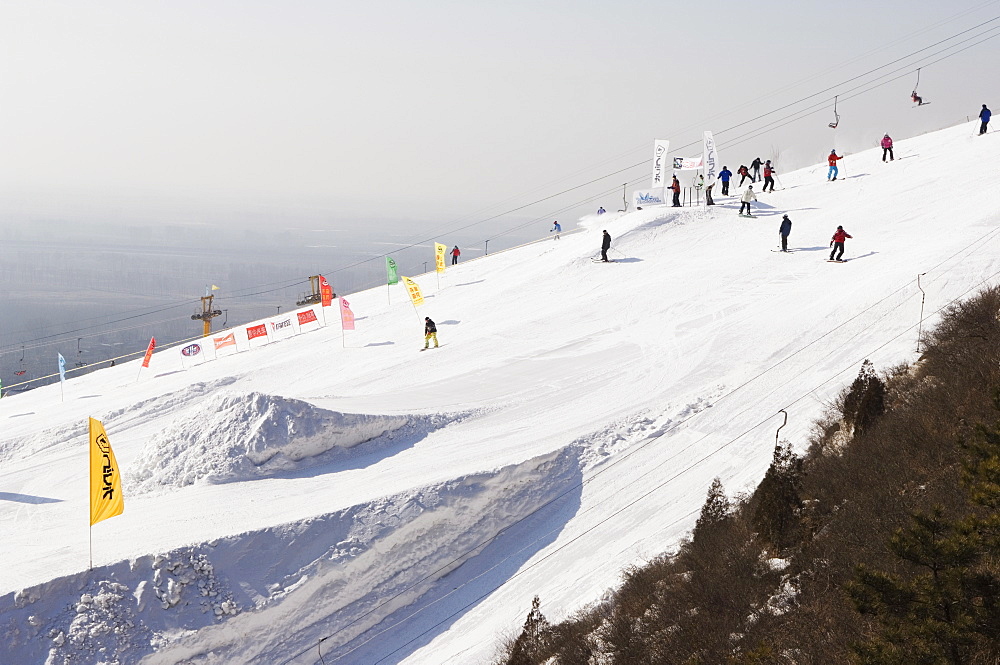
[828,96,840,129]
[911,68,928,106]
[15,345,27,376]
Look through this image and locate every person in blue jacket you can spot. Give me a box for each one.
[980,104,992,135]
[718,166,733,195]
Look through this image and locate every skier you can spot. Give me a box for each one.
[718,165,733,196]
[778,214,792,252]
[829,225,852,261]
[827,150,843,181]
[739,185,756,217]
[451,246,460,265]
[912,91,924,106]
[881,134,894,162]
[597,207,606,215]
[423,317,439,349]
[737,165,752,187]
[670,175,681,207]
[551,221,562,239]
[762,160,776,192]
[705,178,715,206]
[750,157,763,182]
[980,104,991,135]
[600,230,612,262]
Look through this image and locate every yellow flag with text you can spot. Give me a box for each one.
[401,276,424,306]
[89,418,124,526]
[434,243,447,273]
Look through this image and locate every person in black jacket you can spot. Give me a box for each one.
[423,317,438,349]
[601,230,612,262]
[750,157,763,182]
[778,214,792,252]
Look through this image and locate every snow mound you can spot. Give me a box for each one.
[126,392,414,492]
[2,447,583,665]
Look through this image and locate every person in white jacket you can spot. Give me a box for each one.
[739,185,756,216]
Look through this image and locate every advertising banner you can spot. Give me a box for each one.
[340,298,356,331]
[633,188,667,208]
[703,131,719,184]
[652,139,670,188]
[89,418,124,526]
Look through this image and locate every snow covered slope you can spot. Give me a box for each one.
[3,121,1000,665]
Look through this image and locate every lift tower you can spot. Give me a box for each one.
[192,289,223,337]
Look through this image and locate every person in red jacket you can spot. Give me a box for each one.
[827,150,843,181]
[880,134,894,162]
[451,246,460,265]
[829,225,853,261]
[762,160,776,192]
[737,164,752,187]
[670,175,681,207]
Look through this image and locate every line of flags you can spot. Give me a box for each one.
[11,249,449,396]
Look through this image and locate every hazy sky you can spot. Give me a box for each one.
[1,1,998,229]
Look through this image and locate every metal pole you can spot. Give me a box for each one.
[775,409,787,447]
[622,183,627,211]
[485,240,489,255]
[916,273,927,353]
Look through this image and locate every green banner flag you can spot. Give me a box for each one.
[386,257,399,285]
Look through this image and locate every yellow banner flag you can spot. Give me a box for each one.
[401,276,424,306]
[90,418,124,526]
[434,243,447,273]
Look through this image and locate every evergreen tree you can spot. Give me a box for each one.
[695,477,730,532]
[749,442,802,551]
[843,360,886,438]
[506,596,551,665]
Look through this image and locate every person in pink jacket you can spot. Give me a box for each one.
[881,134,894,162]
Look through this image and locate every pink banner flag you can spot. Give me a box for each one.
[340,298,355,331]
[213,333,236,350]
[141,337,156,368]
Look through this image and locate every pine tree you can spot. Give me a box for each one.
[506,596,551,665]
[843,360,886,438]
[696,477,730,532]
[749,442,802,551]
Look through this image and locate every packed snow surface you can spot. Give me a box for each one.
[3,122,1000,664]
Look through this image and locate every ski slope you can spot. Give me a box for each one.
[3,121,1000,665]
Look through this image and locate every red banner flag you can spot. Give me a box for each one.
[340,298,355,331]
[213,333,236,350]
[297,310,318,325]
[247,324,268,340]
[141,337,156,368]
[319,275,333,307]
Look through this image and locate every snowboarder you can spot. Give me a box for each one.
[737,165,752,187]
[739,186,756,217]
[980,104,991,135]
[762,160,776,192]
[601,230,612,262]
[881,134,894,161]
[778,214,792,252]
[718,165,733,195]
[827,150,843,181]
[829,225,852,261]
[551,221,562,239]
[670,175,681,207]
[597,207,606,215]
[423,317,439,349]
[750,157,763,182]
[705,179,715,206]
[451,246,460,265]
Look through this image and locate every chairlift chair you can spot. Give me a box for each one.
[828,96,840,129]
[911,68,928,106]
